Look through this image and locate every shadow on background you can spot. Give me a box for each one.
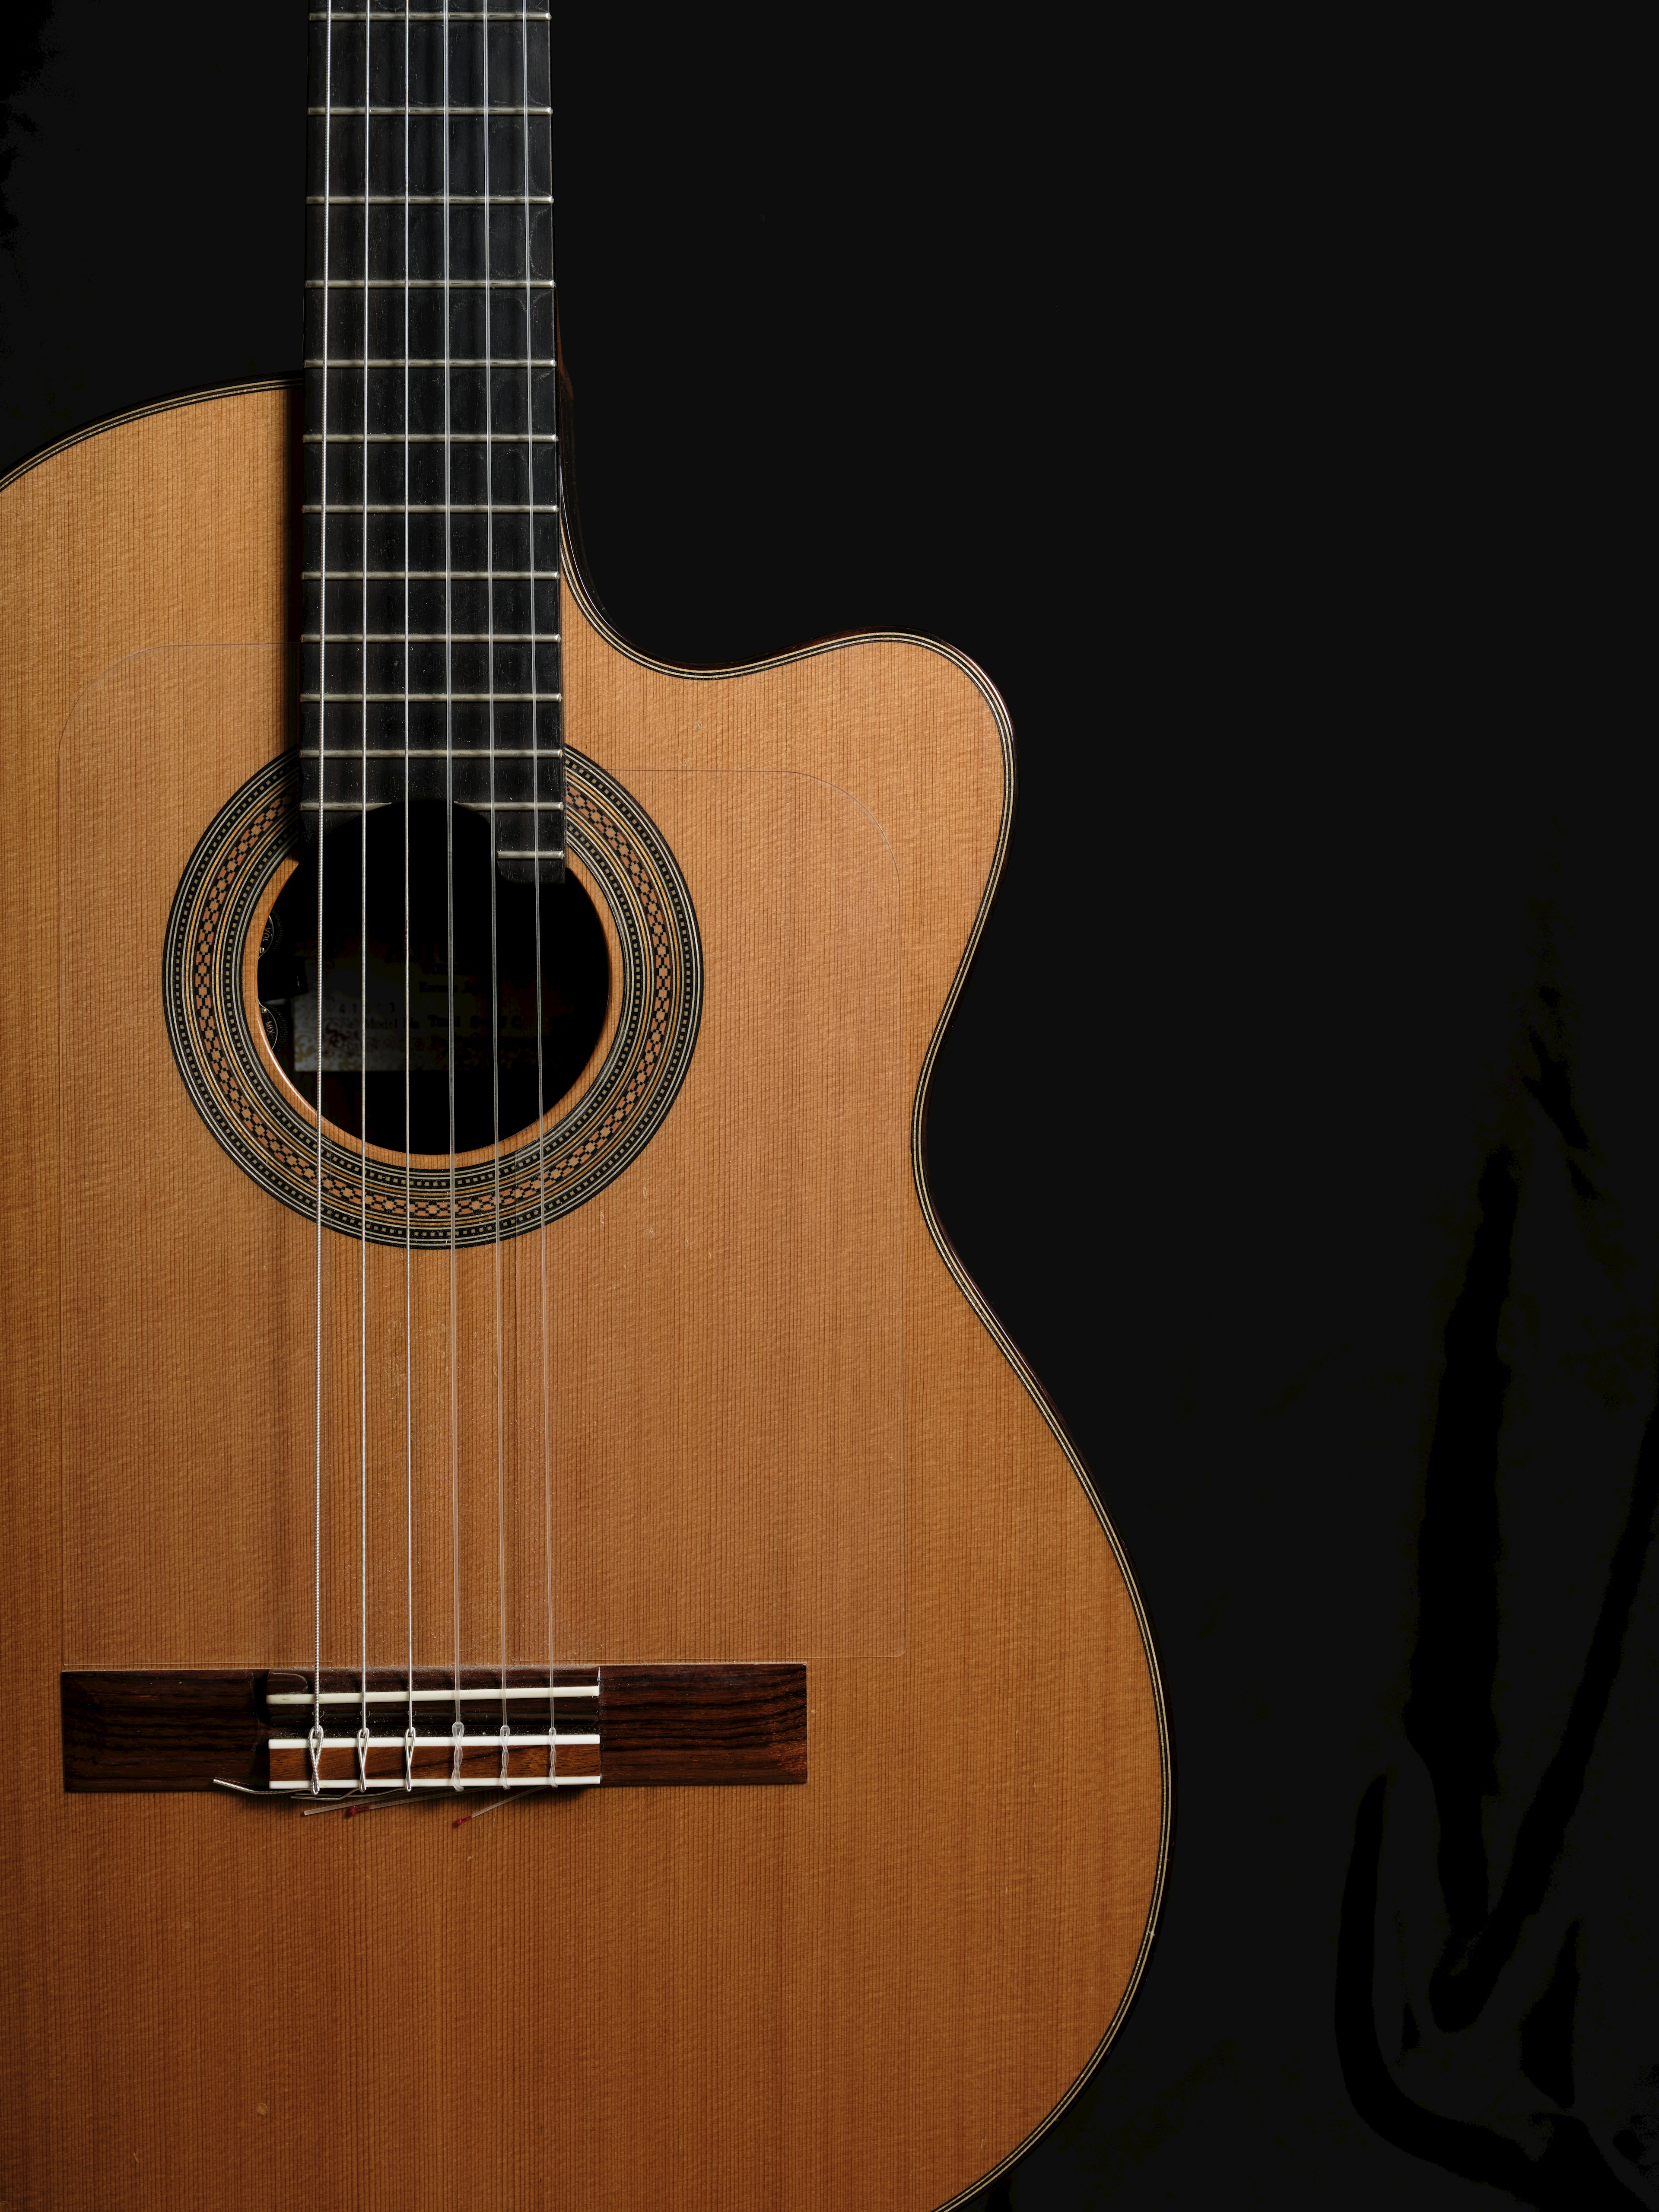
[1338,1053,1659,2207]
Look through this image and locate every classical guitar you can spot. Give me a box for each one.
[0,6,1167,2206]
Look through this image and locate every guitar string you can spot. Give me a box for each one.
[357,0,372,1785]
[311,0,336,1792]
[444,0,462,1760]
[310,7,563,1791]
[403,0,416,1778]
[526,0,556,1780]
[486,5,509,1754]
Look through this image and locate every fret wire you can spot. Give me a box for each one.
[298,747,562,756]
[306,435,557,443]
[308,195,554,204]
[302,502,558,511]
[302,569,559,577]
[305,809,570,818]
[307,686,570,694]
[306,279,554,289]
[304,357,556,366]
[496,850,565,860]
[310,105,551,114]
[310,12,553,17]
[305,631,561,639]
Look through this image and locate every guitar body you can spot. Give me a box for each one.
[0,387,1166,2210]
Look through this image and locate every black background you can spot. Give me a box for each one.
[1,8,1649,2207]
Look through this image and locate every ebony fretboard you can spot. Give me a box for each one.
[302,2,563,884]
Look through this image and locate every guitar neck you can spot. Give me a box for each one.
[301,2,564,885]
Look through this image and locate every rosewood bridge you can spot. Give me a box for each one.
[62,1665,806,1797]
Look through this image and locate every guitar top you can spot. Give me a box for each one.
[0,7,1167,2207]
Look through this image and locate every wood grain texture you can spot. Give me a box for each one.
[0,388,1168,2212]
[60,648,904,1664]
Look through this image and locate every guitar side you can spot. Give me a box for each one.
[0,388,1168,2212]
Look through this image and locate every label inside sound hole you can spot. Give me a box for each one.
[264,797,610,1155]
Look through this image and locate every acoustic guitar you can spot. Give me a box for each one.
[0,6,1167,2206]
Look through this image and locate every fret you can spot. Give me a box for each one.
[301,503,557,512]
[309,12,554,18]
[297,747,560,757]
[300,692,563,701]
[307,294,553,338]
[302,699,563,739]
[496,850,565,861]
[306,515,559,561]
[306,632,560,640]
[310,105,551,115]
[300,802,566,811]
[299,753,564,791]
[306,279,554,289]
[302,569,559,578]
[303,357,556,366]
[305,435,556,444]
[304,629,543,649]
[308,194,554,204]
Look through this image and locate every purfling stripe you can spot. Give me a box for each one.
[162,751,702,1246]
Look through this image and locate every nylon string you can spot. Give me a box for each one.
[525,0,556,1775]
[402,0,416,1773]
[308,0,570,1794]
[311,0,337,1792]
[357,0,373,1781]
[486,2,509,1751]
[443,0,462,1754]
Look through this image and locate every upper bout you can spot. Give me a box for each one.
[562,564,1014,1040]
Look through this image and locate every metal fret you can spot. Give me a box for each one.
[310,12,553,18]
[308,195,554,204]
[299,692,563,702]
[305,436,556,444]
[302,569,559,578]
[306,279,555,289]
[301,801,559,810]
[304,357,556,366]
[305,631,560,639]
[496,849,565,861]
[302,503,557,512]
[296,747,562,757]
[310,105,552,115]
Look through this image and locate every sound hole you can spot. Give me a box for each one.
[259,802,610,1154]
